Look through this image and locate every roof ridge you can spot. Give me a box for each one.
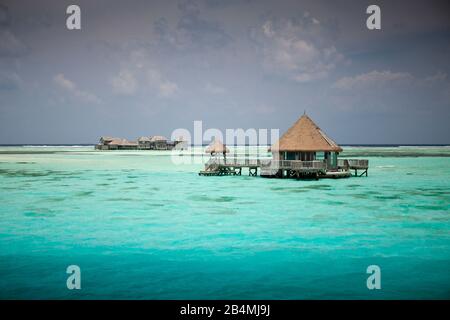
[272,114,342,152]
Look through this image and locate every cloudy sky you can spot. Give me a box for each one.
[0,0,449,144]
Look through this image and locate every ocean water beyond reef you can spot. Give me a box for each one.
[0,146,449,299]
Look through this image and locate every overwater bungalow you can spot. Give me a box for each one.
[200,114,368,179]
[266,114,346,178]
[150,136,169,150]
[102,138,137,150]
[200,140,233,175]
[205,139,229,158]
[96,135,183,150]
[137,136,152,149]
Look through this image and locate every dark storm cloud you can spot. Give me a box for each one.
[0,3,28,57]
[153,0,232,50]
[0,3,10,26]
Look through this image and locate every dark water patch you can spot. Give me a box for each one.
[123,186,138,190]
[75,191,94,197]
[149,187,160,191]
[374,194,402,200]
[346,184,362,188]
[414,205,447,211]
[270,186,284,191]
[127,175,139,179]
[46,197,66,203]
[147,203,165,207]
[414,187,449,195]
[303,184,332,190]
[270,186,311,192]
[324,200,346,205]
[45,175,81,182]
[96,183,110,186]
[351,193,370,199]
[0,186,20,191]
[237,201,257,205]
[208,208,236,215]
[372,212,418,221]
[313,214,330,220]
[0,168,84,179]
[188,194,236,202]
[287,188,310,193]
[24,210,56,217]
[405,189,450,200]
[430,215,450,221]
[16,162,36,164]
[106,197,137,201]
[54,171,83,177]
[45,176,65,182]
[216,196,237,202]
[189,194,210,202]
[0,168,50,178]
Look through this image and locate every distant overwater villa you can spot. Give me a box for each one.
[200,114,369,179]
[95,135,186,150]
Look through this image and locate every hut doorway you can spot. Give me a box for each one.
[300,152,315,161]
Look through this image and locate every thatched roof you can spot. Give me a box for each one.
[108,138,137,146]
[205,140,229,154]
[271,114,342,152]
[100,136,115,143]
[150,135,167,142]
[138,136,151,142]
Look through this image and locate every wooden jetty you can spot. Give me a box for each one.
[199,114,369,180]
[199,158,368,179]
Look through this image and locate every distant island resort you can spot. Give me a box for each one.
[95,135,185,150]
[200,114,369,180]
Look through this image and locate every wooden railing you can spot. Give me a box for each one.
[338,159,369,169]
[207,158,262,166]
[265,160,326,171]
[207,158,326,171]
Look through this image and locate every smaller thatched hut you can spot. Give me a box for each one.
[205,139,229,158]
[150,135,169,150]
[137,136,151,149]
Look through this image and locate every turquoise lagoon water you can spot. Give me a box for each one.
[0,146,449,299]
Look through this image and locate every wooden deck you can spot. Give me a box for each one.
[199,158,369,179]
[338,159,369,176]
